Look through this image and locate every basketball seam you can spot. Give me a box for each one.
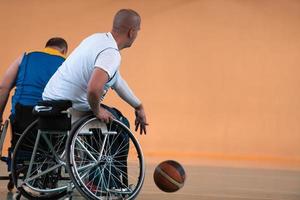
[156,167,184,189]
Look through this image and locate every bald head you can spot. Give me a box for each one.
[112,9,141,34]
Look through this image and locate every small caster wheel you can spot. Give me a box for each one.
[13,192,21,200]
[7,180,14,191]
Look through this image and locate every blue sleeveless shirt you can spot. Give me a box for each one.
[11,49,65,115]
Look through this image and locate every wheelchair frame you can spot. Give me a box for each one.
[5,101,145,200]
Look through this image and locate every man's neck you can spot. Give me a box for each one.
[111,31,125,50]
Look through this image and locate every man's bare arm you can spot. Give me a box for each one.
[0,54,23,122]
[87,67,114,123]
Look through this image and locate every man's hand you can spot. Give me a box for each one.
[135,104,148,135]
[96,106,115,124]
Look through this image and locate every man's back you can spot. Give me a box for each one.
[0,36,68,150]
[11,49,65,115]
[43,32,121,111]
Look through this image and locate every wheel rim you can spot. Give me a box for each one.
[69,118,145,199]
[12,121,70,198]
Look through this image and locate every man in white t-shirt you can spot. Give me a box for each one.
[43,9,148,134]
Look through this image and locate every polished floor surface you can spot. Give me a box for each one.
[0,162,300,200]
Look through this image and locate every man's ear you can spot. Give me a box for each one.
[128,28,135,38]
[62,49,67,55]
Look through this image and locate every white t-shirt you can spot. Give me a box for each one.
[43,32,121,111]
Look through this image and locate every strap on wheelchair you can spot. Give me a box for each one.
[33,100,72,117]
[33,100,72,131]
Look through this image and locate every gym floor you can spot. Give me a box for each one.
[0,162,300,200]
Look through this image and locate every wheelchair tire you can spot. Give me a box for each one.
[0,120,9,157]
[7,179,14,191]
[11,119,69,200]
[66,115,145,200]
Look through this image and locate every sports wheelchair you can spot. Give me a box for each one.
[10,100,145,200]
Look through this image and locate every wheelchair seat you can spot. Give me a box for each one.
[33,100,72,117]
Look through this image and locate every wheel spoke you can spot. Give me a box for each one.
[67,118,145,200]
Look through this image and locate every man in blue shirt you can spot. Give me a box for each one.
[0,37,68,147]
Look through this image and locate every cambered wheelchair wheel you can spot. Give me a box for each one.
[66,115,145,200]
[11,120,70,199]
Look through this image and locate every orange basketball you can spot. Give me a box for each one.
[153,160,186,192]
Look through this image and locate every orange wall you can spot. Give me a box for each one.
[1,0,300,169]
